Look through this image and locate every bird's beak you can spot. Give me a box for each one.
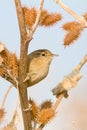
[52,53,59,57]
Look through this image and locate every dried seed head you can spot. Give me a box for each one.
[0,108,5,123]
[23,7,37,28]
[64,30,81,46]
[63,21,83,46]
[29,99,39,121]
[62,22,82,31]
[23,6,62,28]
[83,13,87,21]
[40,100,52,109]
[40,13,62,27]
[38,108,55,125]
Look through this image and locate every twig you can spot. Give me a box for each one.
[54,0,87,27]
[52,54,87,97]
[53,94,64,111]
[74,55,87,71]
[12,103,19,125]
[51,55,87,118]
[1,85,13,108]
[27,0,44,41]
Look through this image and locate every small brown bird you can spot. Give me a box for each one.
[26,49,58,87]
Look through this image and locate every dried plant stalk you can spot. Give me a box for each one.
[1,85,13,108]
[52,55,87,98]
[54,0,87,27]
[30,0,44,37]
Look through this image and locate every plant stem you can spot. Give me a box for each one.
[14,0,32,130]
[54,0,87,27]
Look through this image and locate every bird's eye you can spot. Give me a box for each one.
[41,53,46,56]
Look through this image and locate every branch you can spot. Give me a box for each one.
[53,94,64,111]
[1,85,13,108]
[14,0,32,130]
[52,55,87,98]
[54,0,87,27]
[14,0,27,40]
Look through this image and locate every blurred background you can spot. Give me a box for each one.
[0,0,87,130]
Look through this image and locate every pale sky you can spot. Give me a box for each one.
[0,0,87,130]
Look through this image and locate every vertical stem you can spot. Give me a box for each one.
[14,0,32,130]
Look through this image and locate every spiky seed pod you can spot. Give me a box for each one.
[62,22,82,31]
[0,49,18,78]
[40,13,62,27]
[40,100,52,110]
[23,6,62,28]
[39,10,48,25]
[0,50,9,66]
[0,66,6,77]
[64,30,81,46]
[23,7,37,28]
[62,21,83,46]
[28,99,40,122]
[0,108,5,123]
[38,108,55,125]
[8,53,18,78]
[83,13,87,21]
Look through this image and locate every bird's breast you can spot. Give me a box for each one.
[28,58,49,86]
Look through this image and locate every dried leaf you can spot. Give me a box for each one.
[38,108,55,125]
